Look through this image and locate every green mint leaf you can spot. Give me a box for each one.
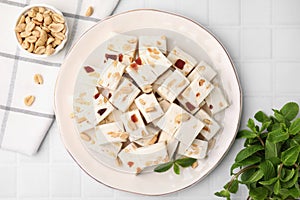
[247,118,256,132]
[288,186,300,198]
[154,161,173,173]
[289,118,300,135]
[274,180,281,195]
[265,140,279,159]
[279,188,290,200]
[260,121,272,132]
[267,128,289,143]
[231,155,261,175]
[215,190,230,199]
[281,146,300,166]
[254,111,269,123]
[237,130,257,139]
[175,157,197,168]
[280,168,295,182]
[259,160,276,180]
[243,169,264,183]
[281,170,298,188]
[235,145,264,163]
[241,168,256,183]
[224,179,239,194]
[273,109,286,123]
[280,102,299,121]
[259,177,278,186]
[173,163,180,175]
[249,187,268,200]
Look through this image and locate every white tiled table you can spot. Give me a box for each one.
[1,0,300,199]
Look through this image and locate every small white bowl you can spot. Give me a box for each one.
[14,4,68,58]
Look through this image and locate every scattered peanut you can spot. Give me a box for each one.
[33,74,43,84]
[85,6,94,17]
[192,161,198,169]
[24,95,35,106]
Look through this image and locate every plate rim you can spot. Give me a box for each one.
[54,8,243,196]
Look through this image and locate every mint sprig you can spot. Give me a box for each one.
[215,102,300,200]
[154,157,197,175]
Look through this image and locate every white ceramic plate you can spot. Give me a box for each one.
[54,9,242,195]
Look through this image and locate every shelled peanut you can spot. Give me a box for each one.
[15,6,67,55]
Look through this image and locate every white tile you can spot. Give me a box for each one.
[240,62,272,95]
[175,0,208,25]
[10,60,59,115]
[241,96,272,129]
[0,166,17,197]
[114,0,146,13]
[242,28,271,59]
[210,28,240,59]
[273,28,300,60]
[211,139,244,196]
[50,165,81,197]
[275,63,300,94]
[81,171,113,198]
[115,190,178,200]
[241,0,271,25]
[50,122,74,163]
[19,165,49,197]
[210,0,240,25]
[273,0,300,25]
[0,149,17,163]
[178,175,213,199]
[146,0,176,12]
[0,5,20,55]
[0,56,14,106]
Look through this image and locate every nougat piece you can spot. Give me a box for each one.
[156,103,190,136]
[139,47,172,77]
[104,34,137,65]
[139,35,167,55]
[183,139,208,159]
[181,77,214,107]
[173,113,204,155]
[121,109,150,140]
[126,62,157,93]
[167,46,197,76]
[94,122,128,145]
[152,69,173,92]
[93,91,114,124]
[110,78,140,112]
[135,93,164,123]
[118,142,169,174]
[195,109,220,141]
[157,70,189,102]
[205,85,229,115]
[187,61,217,81]
[97,59,126,90]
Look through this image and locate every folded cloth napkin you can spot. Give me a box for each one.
[0,0,120,155]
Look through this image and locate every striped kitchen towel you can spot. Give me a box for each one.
[0,0,120,155]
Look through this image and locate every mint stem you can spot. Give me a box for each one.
[257,136,265,147]
[228,165,258,190]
